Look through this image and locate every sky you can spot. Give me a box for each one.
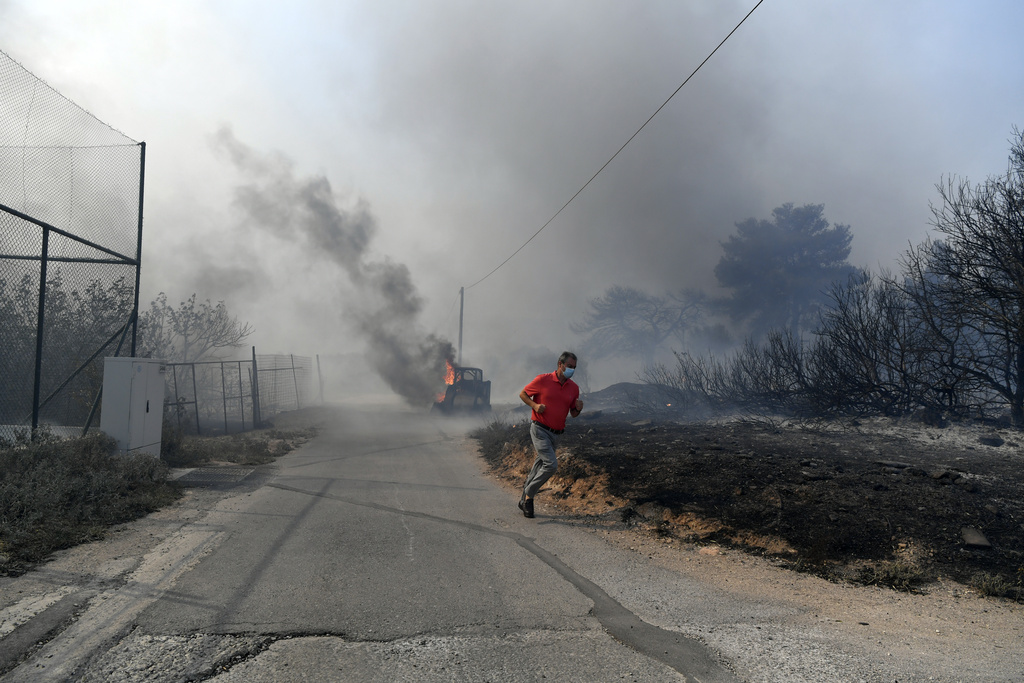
[2,0,1023,397]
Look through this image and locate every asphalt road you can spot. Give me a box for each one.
[6,404,1023,681]
[5,406,734,682]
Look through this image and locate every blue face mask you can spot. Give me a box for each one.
[562,366,575,379]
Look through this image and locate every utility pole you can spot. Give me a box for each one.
[458,286,464,365]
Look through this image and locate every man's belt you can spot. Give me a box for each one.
[531,420,564,435]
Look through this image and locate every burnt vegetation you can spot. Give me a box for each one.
[476,130,1024,599]
[475,412,1024,599]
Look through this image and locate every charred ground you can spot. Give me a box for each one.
[473,384,1024,598]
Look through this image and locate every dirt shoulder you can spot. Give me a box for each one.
[475,406,1024,597]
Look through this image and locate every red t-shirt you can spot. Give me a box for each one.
[523,371,580,431]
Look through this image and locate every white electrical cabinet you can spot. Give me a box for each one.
[100,357,166,456]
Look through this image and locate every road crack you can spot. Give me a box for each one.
[267,482,738,682]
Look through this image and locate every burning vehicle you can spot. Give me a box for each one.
[433,359,491,413]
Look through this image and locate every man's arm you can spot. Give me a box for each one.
[520,389,545,414]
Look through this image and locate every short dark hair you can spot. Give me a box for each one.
[558,351,577,366]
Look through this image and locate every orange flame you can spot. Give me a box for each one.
[436,358,457,403]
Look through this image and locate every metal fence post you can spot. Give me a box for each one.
[190,363,201,434]
[31,227,50,435]
[251,346,261,428]
[237,360,246,430]
[172,365,182,433]
[130,141,145,357]
[220,361,228,434]
[317,354,324,404]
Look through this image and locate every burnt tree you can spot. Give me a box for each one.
[571,286,703,368]
[900,128,1024,423]
[809,272,937,416]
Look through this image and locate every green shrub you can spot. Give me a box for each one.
[0,433,180,575]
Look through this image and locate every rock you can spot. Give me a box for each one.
[978,435,1005,447]
[930,470,951,480]
[874,460,912,469]
[630,419,652,426]
[635,502,667,521]
[961,527,991,548]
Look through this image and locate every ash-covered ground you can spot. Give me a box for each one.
[475,383,1024,597]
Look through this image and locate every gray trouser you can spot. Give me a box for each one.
[523,422,559,499]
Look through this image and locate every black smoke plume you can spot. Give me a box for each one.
[212,126,454,405]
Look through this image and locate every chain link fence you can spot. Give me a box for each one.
[166,353,320,436]
[0,50,144,442]
[254,354,316,419]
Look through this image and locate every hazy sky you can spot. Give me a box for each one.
[3,1,1023,393]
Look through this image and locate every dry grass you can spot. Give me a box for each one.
[160,426,316,467]
[970,571,1024,600]
[159,408,321,467]
[859,560,928,592]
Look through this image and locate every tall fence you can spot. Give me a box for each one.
[166,352,320,436]
[0,50,144,442]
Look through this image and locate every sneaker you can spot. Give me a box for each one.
[520,497,534,518]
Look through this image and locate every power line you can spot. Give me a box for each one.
[443,289,461,330]
[464,0,764,290]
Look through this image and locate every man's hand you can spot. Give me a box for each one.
[570,397,583,418]
[535,403,547,414]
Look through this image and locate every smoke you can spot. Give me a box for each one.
[212,126,453,405]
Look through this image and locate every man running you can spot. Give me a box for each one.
[518,351,584,518]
